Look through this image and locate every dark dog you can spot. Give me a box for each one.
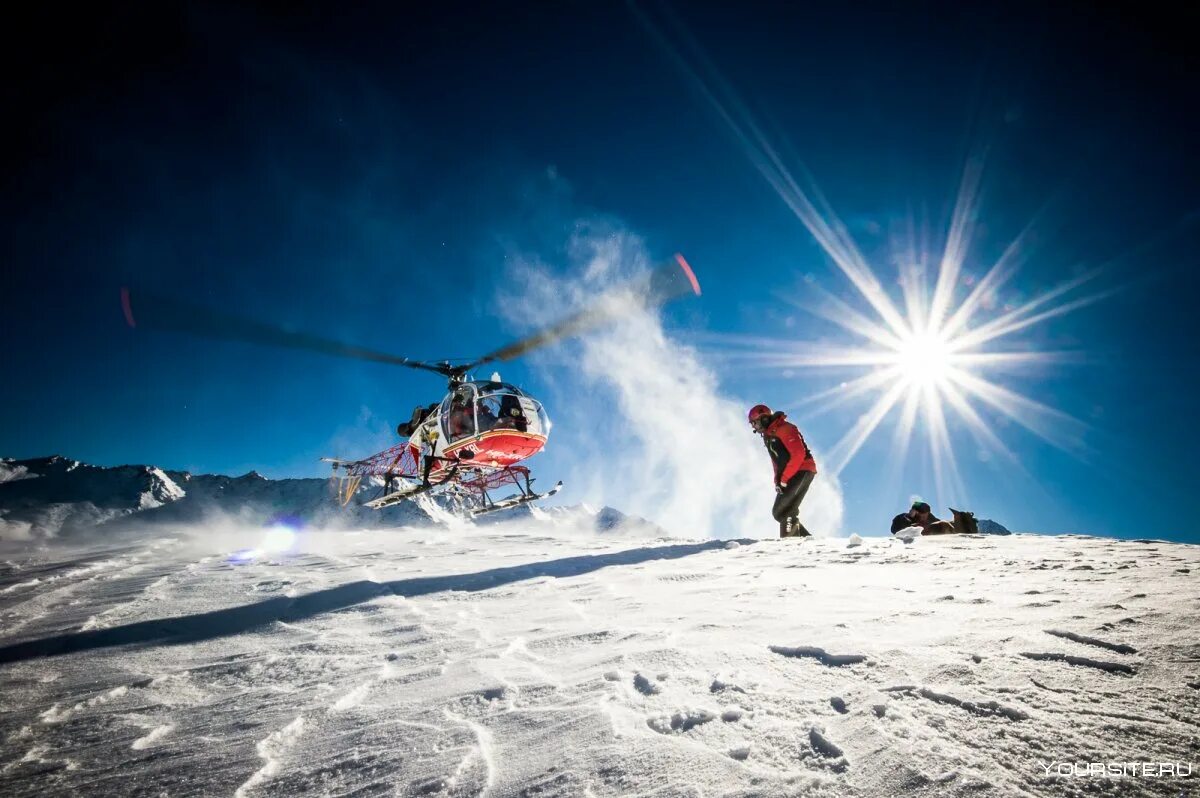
[922,507,979,535]
[949,507,979,534]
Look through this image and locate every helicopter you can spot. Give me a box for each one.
[120,253,701,516]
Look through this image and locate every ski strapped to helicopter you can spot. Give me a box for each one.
[120,253,702,516]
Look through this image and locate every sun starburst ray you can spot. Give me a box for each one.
[949,268,1103,351]
[938,378,1022,467]
[922,383,967,505]
[938,219,1036,340]
[826,381,909,475]
[953,285,1116,351]
[927,154,987,334]
[630,2,914,341]
[898,261,929,335]
[719,345,903,370]
[947,370,1090,457]
[802,368,904,420]
[948,350,1085,369]
[778,287,904,350]
[882,387,923,500]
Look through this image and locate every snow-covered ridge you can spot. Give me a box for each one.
[0,456,417,540]
[0,456,654,541]
[0,458,38,484]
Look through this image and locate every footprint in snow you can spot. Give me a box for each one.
[891,686,1029,721]
[769,645,867,667]
[633,673,661,695]
[647,709,715,734]
[710,678,745,694]
[1020,651,1136,675]
[808,728,848,771]
[1044,629,1137,655]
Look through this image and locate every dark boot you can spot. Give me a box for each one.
[786,517,811,538]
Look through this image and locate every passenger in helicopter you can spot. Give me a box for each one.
[494,394,528,432]
[476,399,499,432]
[446,393,475,441]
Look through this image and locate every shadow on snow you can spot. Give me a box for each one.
[0,538,753,664]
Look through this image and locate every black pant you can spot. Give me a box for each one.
[772,470,815,523]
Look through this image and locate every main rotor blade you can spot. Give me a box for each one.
[468,253,702,368]
[120,287,451,376]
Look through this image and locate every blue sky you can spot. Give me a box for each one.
[3,3,1198,541]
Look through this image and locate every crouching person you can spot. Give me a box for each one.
[891,501,956,535]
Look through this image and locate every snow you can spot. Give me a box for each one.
[0,459,36,484]
[0,525,1196,796]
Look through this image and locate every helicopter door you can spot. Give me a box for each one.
[442,384,478,444]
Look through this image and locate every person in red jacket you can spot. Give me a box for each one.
[749,404,817,538]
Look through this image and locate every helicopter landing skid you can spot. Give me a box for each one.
[365,464,460,510]
[365,481,434,510]
[469,480,564,517]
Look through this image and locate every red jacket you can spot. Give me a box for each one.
[762,412,817,485]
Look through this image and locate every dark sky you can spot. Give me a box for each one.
[3,2,1198,540]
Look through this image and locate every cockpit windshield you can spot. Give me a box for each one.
[478,392,529,433]
[441,382,549,442]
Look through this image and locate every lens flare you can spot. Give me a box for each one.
[228,520,301,563]
[261,524,297,553]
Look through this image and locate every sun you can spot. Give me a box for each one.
[893,331,955,389]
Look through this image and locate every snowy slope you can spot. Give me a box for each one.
[0,524,1196,797]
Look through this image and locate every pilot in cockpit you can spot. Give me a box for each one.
[447,391,475,441]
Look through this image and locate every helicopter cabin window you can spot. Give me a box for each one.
[476,385,530,433]
[443,386,478,443]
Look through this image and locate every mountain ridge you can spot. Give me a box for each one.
[0,456,659,540]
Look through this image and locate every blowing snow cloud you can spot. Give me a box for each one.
[504,224,844,538]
